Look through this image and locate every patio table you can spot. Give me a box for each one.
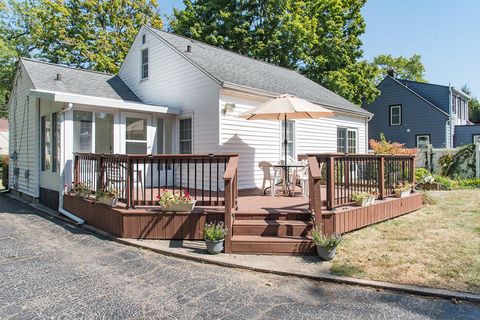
[273,164,306,196]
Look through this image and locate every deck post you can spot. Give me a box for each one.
[97,155,104,191]
[223,155,239,254]
[307,156,323,229]
[73,154,79,186]
[378,155,385,200]
[126,157,132,209]
[409,155,416,192]
[327,156,335,210]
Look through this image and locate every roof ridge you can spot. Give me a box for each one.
[149,27,300,75]
[399,78,449,88]
[20,57,114,76]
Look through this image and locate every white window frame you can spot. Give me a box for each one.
[141,48,149,80]
[416,134,430,149]
[473,135,480,144]
[179,116,193,154]
[280,120,296,161]
[390,105,402,126]
[337,127,358,154]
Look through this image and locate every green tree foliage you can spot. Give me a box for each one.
[461,85,480,124]
[372,54,426,83]
[170,0,380,105]
[0,0,163,118]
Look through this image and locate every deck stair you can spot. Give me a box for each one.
[230,211,316,255]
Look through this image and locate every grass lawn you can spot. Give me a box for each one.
[331,190,480,294]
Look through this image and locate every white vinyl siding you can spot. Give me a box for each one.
[7,64,39,196]
[119,27,220,154]
[219,91,367,189]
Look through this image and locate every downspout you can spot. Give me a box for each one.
[58,102,84,225]
[448,84,454,148]
[366,115,373,153]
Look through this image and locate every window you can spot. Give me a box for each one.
[73,111,93,153]
[95,113,114,154]
[51,112,60,172]
[416,135,430,149]
[452,95,456,113]
[142,34,146,44]
[126,117,147,154]
[141,48,148,79]
[41,116,51,171]
[281,120,295,161]
[389,105,402,125]
[461,99,466,120]
[473,135,480,144]
[337,128,357,154]
[179,118,192,154]
[457,97,462,117]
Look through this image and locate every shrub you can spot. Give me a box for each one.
[311,229,342,249]
[369,133,417,155]
[457,178,480,189]
[203,222,227,241]
[432,175,459,190]
[0,155,8,188]
[415,168,429,181]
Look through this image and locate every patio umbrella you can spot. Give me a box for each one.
[240,93,334,166]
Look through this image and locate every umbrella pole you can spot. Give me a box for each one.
[284,114,288,166]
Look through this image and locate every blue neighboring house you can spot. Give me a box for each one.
[363,71,479,148]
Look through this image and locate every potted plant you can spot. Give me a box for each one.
[95,186,120,207]
[203,222,227,254]
[156,189,196,212]
[311,228,342,261]
[351,192,375,207]
[394,182,412,198]
[71,182,91,198]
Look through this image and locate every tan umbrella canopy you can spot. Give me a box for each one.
[240,93,334,165]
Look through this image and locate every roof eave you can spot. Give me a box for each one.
[29,89,181,115]
[222,82,372,118]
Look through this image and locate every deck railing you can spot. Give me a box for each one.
[307,153,416,212]
[73,153,239,209]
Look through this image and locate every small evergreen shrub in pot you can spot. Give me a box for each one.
[311,229,342,261]
[203,222,227,254]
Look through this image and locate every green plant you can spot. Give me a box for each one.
[156,189,192,208]
[415,168,429,182]
[432,175,459,190]
[394,182,413,192]
[0,155,8,188]
[457,178,480,189]
[438,153,454,176]
[95,186,120,199]
[203,222,227,241]
[311,229,342,249]
[71,182,91,194]
[351,192,372,202]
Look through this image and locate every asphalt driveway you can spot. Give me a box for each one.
[0,195,479,319]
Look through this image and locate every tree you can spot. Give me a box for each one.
[461,85,480,124]
[372,54,426,83]
[169,0,380,105]
[0,0,163,117]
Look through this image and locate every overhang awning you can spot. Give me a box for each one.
[29,89,182,115]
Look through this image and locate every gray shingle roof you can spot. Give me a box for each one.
[21,58,141,102]
[148,27,371,116]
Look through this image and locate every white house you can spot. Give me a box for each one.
[7,25,372,210]
[0,119,7,155]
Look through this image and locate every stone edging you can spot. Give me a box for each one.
[5,193,480,305]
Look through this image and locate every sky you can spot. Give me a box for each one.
[161,0,480,96]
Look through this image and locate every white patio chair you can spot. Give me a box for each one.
[259,161,283,196]
[294,162,323,197]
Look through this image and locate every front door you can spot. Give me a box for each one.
[155,117,175,187]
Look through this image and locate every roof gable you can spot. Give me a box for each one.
[147,27,371,116]
[20,58,141,102]
[380,76,449,117]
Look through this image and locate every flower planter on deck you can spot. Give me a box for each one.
[160,201,196,212]
[354,196,376,207]
[394,190,411,198]
[97,196,118,207]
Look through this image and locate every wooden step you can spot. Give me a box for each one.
[230,235,316,255]
[233,220,313,237]
[235,211,311,221]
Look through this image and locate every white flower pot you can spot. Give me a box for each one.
[355,196,375,207]
[394,190,411,198]
[98,196,118,207]
[75,190,90,198]
[160,201,196,212]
